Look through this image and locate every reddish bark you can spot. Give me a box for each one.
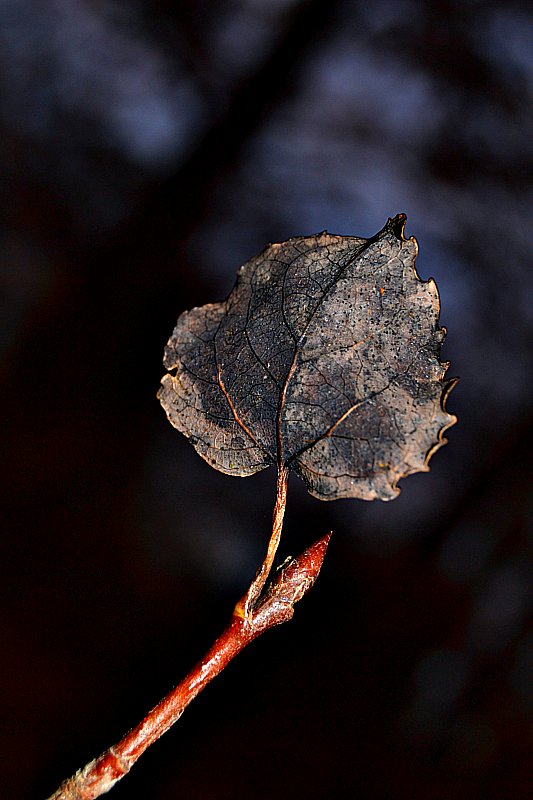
[47,532,331,800]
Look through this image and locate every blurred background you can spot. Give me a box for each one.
[1,1,532,798]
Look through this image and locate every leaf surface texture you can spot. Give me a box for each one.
[159,215,455,500]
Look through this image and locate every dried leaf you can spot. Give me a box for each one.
[159,214,456,501]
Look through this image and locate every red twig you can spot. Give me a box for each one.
[47,469,330,799]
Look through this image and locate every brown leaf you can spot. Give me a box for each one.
[159,214,456,500]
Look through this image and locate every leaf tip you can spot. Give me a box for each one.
[389,212,408,241]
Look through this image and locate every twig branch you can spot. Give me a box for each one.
[47,523,331,800]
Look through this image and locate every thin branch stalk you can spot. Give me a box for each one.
[48,468,329,800]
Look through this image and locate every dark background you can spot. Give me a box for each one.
[1,1,532,798]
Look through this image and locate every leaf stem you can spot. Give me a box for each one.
[46,532,331,800]
[234,464,289,619]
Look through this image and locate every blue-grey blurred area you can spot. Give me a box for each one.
[1,1,531,798]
